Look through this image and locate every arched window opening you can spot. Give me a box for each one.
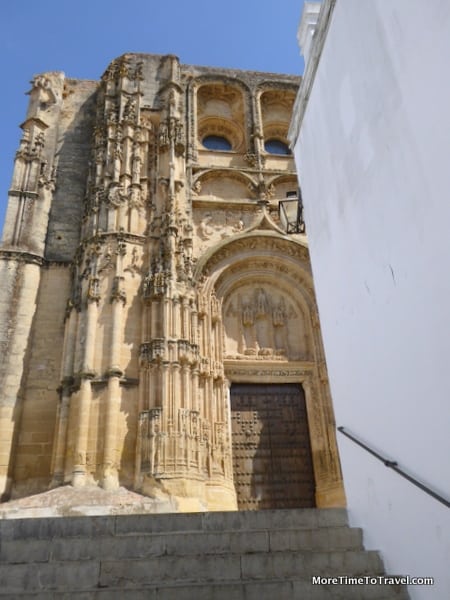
[264,139,291,155]
[203,135,232,151]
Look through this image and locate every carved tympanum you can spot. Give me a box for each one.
[223,285,310,361]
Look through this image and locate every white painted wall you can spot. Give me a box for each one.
[293,2,450,598]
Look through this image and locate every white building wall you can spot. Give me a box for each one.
[292,2,450,598]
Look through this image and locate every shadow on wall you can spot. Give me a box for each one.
[45,85,98,262]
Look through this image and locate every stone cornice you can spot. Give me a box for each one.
[80,231,146,246]
[191,165,297,177]
[8,190,40,198]
[0,249,44,266]
[20,117,49,131]
[0,248,72,268]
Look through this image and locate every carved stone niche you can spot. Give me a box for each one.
[223,283,310,361]
[260,89,296,133]
[197,83,246,152]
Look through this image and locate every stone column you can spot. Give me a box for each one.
[50,391,70,487]
[181,364,190,410]
[102,285,125,490]
[50,306,78,486]
[103,375,121,489]
[252,91,265,156]
[71,286,98,487]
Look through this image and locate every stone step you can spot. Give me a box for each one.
[0,508,409,599]
[0,507,348,540]
[0,526,363,564]
[0,578,410,600]
[0,550,384,592]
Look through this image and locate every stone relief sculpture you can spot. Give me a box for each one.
[199,213,214,239]
[194,209,251,253]
[224,286,307,361]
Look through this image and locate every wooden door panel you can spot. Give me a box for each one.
[231,383,315,510]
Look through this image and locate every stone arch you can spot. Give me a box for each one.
[195,231,309,281]
[196,233,321,366]
[195,74,251,95]
[257,86,297,152]
[197,117,245,152]
[192,169,257,200]
[267,174,299,199]
[195,232,345,508]
[196,79,249,153]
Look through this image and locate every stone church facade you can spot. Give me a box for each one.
[0,54,344,512]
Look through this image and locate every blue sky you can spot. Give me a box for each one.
[0,0,305,230]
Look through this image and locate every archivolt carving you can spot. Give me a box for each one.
[197,81,246,117]
[193,232,318,372]
[260,89,296,120]
[197,117,245,152]
[262,123,290,145]
[195,233,310,284]
[267,174,298,187]
[192,169,257,196]
[191,170,255,203]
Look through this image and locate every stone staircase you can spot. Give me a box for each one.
[0,508,409,599]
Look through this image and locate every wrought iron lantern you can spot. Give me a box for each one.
[278,189,305,233]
